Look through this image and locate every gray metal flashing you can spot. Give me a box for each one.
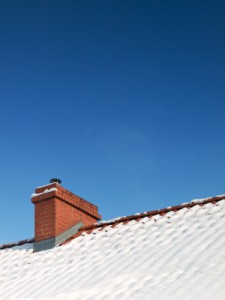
[34,222,83,252]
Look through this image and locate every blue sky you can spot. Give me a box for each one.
[0,0,225,244]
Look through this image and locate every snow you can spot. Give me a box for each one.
[180,194,225,205]
[0,239,33,249]
[36,183,58,189]
[31,188,58,198]
[1,198,225,299]
[97,216,127,225]
[189,194,225,203]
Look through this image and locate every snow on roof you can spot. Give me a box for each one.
[1,195,225,299]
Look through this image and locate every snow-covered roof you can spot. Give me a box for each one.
[1,195,225,300]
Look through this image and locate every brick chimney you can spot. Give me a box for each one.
[31,180,101,252]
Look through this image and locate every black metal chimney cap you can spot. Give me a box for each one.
[50,178,62,184]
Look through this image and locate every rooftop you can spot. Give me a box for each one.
[1,194,225,299]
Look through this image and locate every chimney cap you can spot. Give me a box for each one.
[50,178,62,184]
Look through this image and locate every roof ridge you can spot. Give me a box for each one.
[79,194,225,231]
[0,238,34,250]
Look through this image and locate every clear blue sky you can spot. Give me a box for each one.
[0,0,225,244]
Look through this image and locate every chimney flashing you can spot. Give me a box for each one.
[34,222,83,252]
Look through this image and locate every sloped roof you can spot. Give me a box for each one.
[1,195,225,299]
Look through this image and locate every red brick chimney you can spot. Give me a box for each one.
[31,179,101,251]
